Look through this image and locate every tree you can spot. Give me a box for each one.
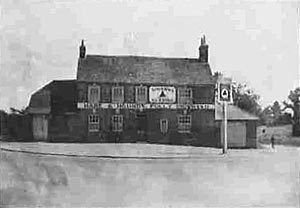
[260,105,273,126]
[232,83,262,116]
[283,87,300,136]
[277,112,292,125]
[261,101,292,126]
[271,101,281,123]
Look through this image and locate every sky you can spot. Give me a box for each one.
[0,0,299,112]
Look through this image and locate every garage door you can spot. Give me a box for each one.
[227,122,246,147]
[221,121,246,147]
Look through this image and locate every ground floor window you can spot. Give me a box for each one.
[178,115,191,133]
[88,114,99,132]
[160,119,168,134]
[112,115,123,132]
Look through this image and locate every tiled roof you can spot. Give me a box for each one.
[77,55,215,85]
[27,80,77,114]
[215,104,259,121]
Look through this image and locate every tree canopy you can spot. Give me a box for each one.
[232,83,262,117]
[260,101,292,126]
[283,87,300,136]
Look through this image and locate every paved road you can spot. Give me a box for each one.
[0,142,221,158]
[0,145,299,207]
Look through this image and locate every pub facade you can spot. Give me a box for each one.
[27,37,258,147]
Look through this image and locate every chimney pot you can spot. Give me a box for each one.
[199,35,208,63]
[79,39,86,58]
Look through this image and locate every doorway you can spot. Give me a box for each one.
[32,115,48,141]
[136,112,147,142]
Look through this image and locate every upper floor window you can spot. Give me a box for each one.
[88,114,99,132]
[136,86,148,103]
[178,87,192,104]
[112,86,124,103]
[88,85,100,104]
[112,115,123,132]
[178,115,192,133]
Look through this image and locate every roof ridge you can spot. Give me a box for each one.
[86,54,202,61]
[52,79,76,82]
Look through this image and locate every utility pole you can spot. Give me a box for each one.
[222,101,228,154]
[218,78,232,154]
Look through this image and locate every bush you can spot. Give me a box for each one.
[0,111,33,142]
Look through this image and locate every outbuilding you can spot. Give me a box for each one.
[215,104,258,148]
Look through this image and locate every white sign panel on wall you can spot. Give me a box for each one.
[77,102,215,110]
[149,86,176,103]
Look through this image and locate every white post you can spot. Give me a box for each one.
[222,102,228,154]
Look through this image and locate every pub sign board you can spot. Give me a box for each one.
[218,83,233,103]
[149,86,176,103]
[77,103,215,110]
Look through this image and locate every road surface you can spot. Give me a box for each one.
[0,143,299,207]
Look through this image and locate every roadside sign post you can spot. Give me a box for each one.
[222,101,228,154]
[218,81,232,154]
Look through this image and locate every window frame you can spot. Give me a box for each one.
[112,115,123,132]
[88,85,101,104]
[135,86,148,104]
[160,119,168,134]
[178,87,193,104]
[112,86,124,103]
[88,114,100,132]
[177,115,192,133]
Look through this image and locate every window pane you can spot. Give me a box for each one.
[112,115,123,132]
[178,115,191,133]
[112,87,124,103]
[136,86,147,103]
[89,85,100,104]
[89,115,99,124]
[88,114,99,132]
[178,88,192,104]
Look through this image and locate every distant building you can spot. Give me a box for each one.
[27,37,258,148]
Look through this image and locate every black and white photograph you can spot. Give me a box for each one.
[0,0,299,207]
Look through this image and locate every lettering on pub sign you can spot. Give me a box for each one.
[77,103,215,110]
[149,86,176,103]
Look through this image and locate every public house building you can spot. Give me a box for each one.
[27,37,258,148]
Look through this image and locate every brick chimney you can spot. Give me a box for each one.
[199,35,208,63]
[79,40,86,58]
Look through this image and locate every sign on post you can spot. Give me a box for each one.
[217,82,233,154]
[218,83,233,103]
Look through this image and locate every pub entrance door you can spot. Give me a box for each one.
[136,112,147,142]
